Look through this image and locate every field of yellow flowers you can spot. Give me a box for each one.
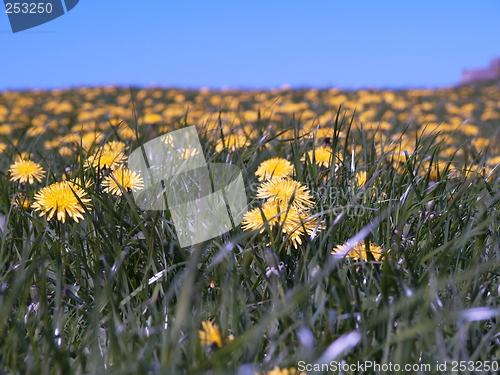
[1,82,500,374]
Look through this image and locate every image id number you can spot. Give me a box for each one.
[5,3,53,14]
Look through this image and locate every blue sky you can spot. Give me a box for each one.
[1,0,499,91]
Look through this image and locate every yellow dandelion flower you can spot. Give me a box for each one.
[242,201,322,248]
[459,124,479,137]
[215,134,249,152]
[198,321,223,348]
[489,155,500,166]
[109,118,123,127]
[117,126,136,140]
[332,241,389,261]
[386,136,415,166]
[44,139,60,150]
[9,160,46,184]
[280,210,317,242]
[104,140,127,153]
[102,167,144,196]
[301,146,333,168]
[286,226,311,248]
[178,147,200,159]
[72,177,93,189]
[32,181,92,223]
[0,124,13,135]
[257,178,314,209]
[422,161,454,181]
[143,113,162,123]
[58,146,75,156]
[81,132,105,151]
[11,194,31,210]
[84,148,127,170]
[471,137,490,150]
[242,201,286,232]
[0,142,7,153]
[255,158,294,181]
[356,171,367,186]
[161,133,174,146]
[14,152,33,162]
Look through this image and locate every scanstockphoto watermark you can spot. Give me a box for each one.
[128,126,248,248]
[298,361,430,373]
[313,185,382,218]
[245,175,382,217]
[3,0,79,32]
[297,360,499,373]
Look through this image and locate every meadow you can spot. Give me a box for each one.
[0,81,500,374]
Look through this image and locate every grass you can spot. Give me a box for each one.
[0,83,500,374]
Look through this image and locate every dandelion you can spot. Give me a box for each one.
[84,147,127,170]
[0,124,13,135]
[33,181,92,223]
[117,125,136,140]
[143,113,162,123]
[104,140,127,153]
[257,178,314,209]
[356,171,367,186]
[332,241,388,261]
[255,158,294,181]
[242,200,321,248]
[11,194,31,210]
[72,177,93,189]
[215,134,249,152]
[489,155,500,165]
[161,133,174,146]
[422,160,454,181]
[471,137,490,150]
[102,167,144,196]
[386,135,415,167]
[14,152,33,162]
[44,139,60,150]
[460,124,479,136]
[199,321,223,348]
[9,160,46,184]
[242,201,286,232]
[80,132,105,151]
[301,146,333,168]
[178,147,200,159]
[59,145,77,157]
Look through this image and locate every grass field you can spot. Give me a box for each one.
[1,82,500,374]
